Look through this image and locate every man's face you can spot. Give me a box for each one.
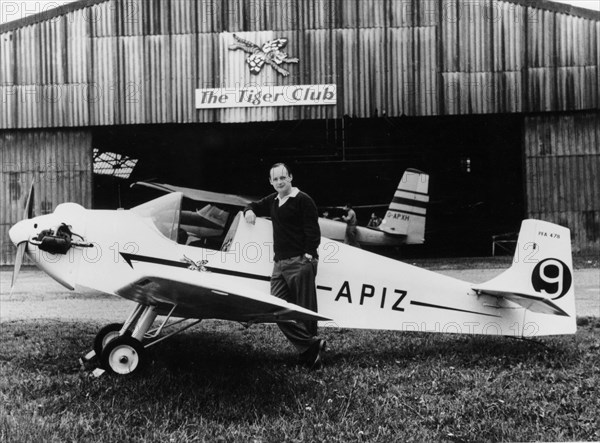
[269,165,293,195]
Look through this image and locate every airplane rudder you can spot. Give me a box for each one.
[512,219,573,268]
[380,170,429,239]
[398,169,429,194]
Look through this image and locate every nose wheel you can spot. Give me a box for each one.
[100,336,146,375]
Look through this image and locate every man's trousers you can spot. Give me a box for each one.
[271,255,319,354]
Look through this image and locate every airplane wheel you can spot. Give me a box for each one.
[93,323,130,357]
[101,336,146,376]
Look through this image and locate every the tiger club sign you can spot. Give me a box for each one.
[195,84,337,109]
[195,33,336,109]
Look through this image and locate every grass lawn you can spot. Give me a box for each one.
[1,318,599,442]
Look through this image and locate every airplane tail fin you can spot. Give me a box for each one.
[473,219,576,335]
[378,169,429,244]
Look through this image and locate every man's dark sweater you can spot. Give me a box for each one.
[246,190,320,261]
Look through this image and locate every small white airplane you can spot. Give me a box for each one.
[9,184,576,376]
[132,168,430,248]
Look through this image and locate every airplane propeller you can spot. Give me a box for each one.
[11,183,34,289]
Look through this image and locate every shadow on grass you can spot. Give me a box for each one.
[327,320,600,366]
[3,317,599,367]
[3,318,597,377]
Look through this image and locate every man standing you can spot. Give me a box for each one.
[342,204,361,248]
[244,163,326,369]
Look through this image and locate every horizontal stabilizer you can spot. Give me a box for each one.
[472,287,569,316]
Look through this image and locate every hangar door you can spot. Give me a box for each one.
[90,114,524,256]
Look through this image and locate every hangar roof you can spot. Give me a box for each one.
[0,0,597,33]
[0,0,107,33]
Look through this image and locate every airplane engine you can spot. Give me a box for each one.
[30,223,77,255]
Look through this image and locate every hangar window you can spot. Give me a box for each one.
[93,149,138,179]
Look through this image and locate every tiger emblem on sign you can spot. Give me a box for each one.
[228,34,299,77]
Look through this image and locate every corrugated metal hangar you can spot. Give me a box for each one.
[1,0,599,263]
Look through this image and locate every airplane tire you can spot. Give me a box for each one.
[100,336,146,376]
[93,323,129,358]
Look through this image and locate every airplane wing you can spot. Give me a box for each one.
[115,265,331,323]
[132,181,254,207]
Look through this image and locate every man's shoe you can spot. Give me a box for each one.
[302,339,326,370]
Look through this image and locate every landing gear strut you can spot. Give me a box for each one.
[99,304,157,375]
[81,303,202,376]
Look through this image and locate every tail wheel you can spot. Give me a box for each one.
[93,323,130,357]
[101,336,146,376]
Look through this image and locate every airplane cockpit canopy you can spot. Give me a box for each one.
[131,192,183,242]
[130,191,237,249]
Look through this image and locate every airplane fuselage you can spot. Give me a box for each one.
[9,198,575,338]
[318,217,407,247]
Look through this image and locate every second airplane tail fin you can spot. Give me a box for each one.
[378,169,429,244]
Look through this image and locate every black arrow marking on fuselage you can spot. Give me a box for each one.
[121,253,187,269]
[120,252,271,282]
